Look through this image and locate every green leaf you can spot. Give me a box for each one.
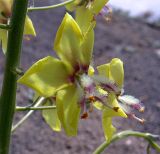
[18,56,69,97]
[42,100,61,132]
[56,85,81,136]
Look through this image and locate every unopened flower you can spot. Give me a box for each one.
[0,0,36,53]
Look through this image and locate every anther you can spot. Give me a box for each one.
[113,107,119,112]
[81,112,88,119]
[89,96,96,102]
[129,114,146,124]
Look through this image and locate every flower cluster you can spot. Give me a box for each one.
[0,0,36,53]
[18,0,144,142]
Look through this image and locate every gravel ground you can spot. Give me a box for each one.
[0,1,160,154]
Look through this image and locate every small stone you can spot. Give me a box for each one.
[125,139,132,146]
[123,46,136,53]
[155,49,160,58]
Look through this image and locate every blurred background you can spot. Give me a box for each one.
[0,0,160,154]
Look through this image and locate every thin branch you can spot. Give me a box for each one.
[93,130,160,154]
[16,105,56,111]
[0,23,11,30]
[12,97,46,133]
[28,0,75,12]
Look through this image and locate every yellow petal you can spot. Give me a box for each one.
[97,58,124,88]
[0,29,7,54]
[18,56,69,97]
[42,100,61,132]
[104,93,127,118]
[88,65,94,76]
[54,13,84,69]
[92,0,109,14]
[0,0,11,19]
[24,16,36,36]
[65,0,81,11]
[56,85,81,136]
[102,114,116,142]
[76,7,95,33]
[97,63,110,78]
[110,58,124,88]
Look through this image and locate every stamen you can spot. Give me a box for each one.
[128,114,145,124]
[89,104,93,112]
[89,96,96,102]
[131,103,145,112]
[92,75,121,95]
[118,95,145,112]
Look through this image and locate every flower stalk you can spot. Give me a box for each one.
[0,0,29,153]
[93,130,160,154]
[12,97,47,133]
[0,23,11,29]
[28,0,75,12]
[16,105,56,111]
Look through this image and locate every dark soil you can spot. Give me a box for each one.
[0,1,160,154]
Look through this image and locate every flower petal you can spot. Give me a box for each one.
[0,29,7,53]
[102,114,116,142]
[76,7,94,33]
[18,56,69,97]
[56,85,81,136]
[80,30,94,65]
[88,65,95,76]
[54,13,84,68]
[97,63,110,78]
[42,100,61,132]
[0,0,11,19]
[92,0,109,14]
[65,0,81,11]
[75,0,109,33]
[97,58,124,88]
[24,16,36,36]
[110,58,124,88]
[104,93,127,118]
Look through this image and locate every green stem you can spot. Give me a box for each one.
[0,24,11,30]
[93,130,160,154]
[12,97,46,133]
[16,105,56,111]
[28,0,75,12]
[0,0,28,154]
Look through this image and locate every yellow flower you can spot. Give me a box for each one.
[0,0,36,53]
[96,58,127,142]
[18,13,94,136]
[97,58,144,142]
